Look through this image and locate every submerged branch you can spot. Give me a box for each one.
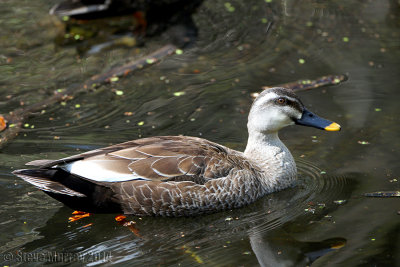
[250,74,347,99]
[0,44,178,149]
[365,191,400,198]
[263,74,347,92]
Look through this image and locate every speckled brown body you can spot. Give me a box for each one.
[114,169,266,216]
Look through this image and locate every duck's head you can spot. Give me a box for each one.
[248,87,341,133]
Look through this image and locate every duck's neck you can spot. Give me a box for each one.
[244,129,297,192]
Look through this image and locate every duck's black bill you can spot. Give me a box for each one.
[295,109,341,131]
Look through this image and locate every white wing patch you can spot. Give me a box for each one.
[64,160,149,182]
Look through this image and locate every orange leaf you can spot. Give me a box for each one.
[0,115,7,132]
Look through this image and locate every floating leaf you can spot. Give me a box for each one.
[115,215,127,222]
[182,245,204,264]
[175,49,183,55]
[224,2,235,12]
[333,200,347,205]
[137,121,144,126]
[173,91,186,97]
[115,90,124,96]
[305,208,315,213]
[357,141,370,145]
[0,116,6,132]
[110,76,119,82]
[298,58,306,64]
[146,58,156,64]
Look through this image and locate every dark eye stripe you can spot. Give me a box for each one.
[285,99,303,113]
[254,88,305,112]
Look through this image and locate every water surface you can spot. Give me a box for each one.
[0,0,399,266]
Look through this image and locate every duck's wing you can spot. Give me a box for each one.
[27,136,250,185]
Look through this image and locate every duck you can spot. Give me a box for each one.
[13,87,340,217]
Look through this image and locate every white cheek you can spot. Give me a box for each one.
[249,108,293,132]
[293,109,303,120]
[270,109,294,127]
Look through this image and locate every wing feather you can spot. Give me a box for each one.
[29,136,250,185]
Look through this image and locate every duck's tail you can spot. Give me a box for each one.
[13,169,86,197]
[12,168,123,213]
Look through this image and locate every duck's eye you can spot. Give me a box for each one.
[276,98,286,105]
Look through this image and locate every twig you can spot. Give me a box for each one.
[263,74,347,92]
[81,44,178,89]
[365,191,400,197]
[250,74,347,99]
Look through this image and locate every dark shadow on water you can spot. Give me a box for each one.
[52,0,204,55]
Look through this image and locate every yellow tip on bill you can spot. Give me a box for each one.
[325,122,341,131]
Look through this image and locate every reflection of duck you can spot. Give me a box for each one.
[13,88,340,216]
[249,230,346,267]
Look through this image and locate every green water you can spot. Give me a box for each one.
[0,0,399,266]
